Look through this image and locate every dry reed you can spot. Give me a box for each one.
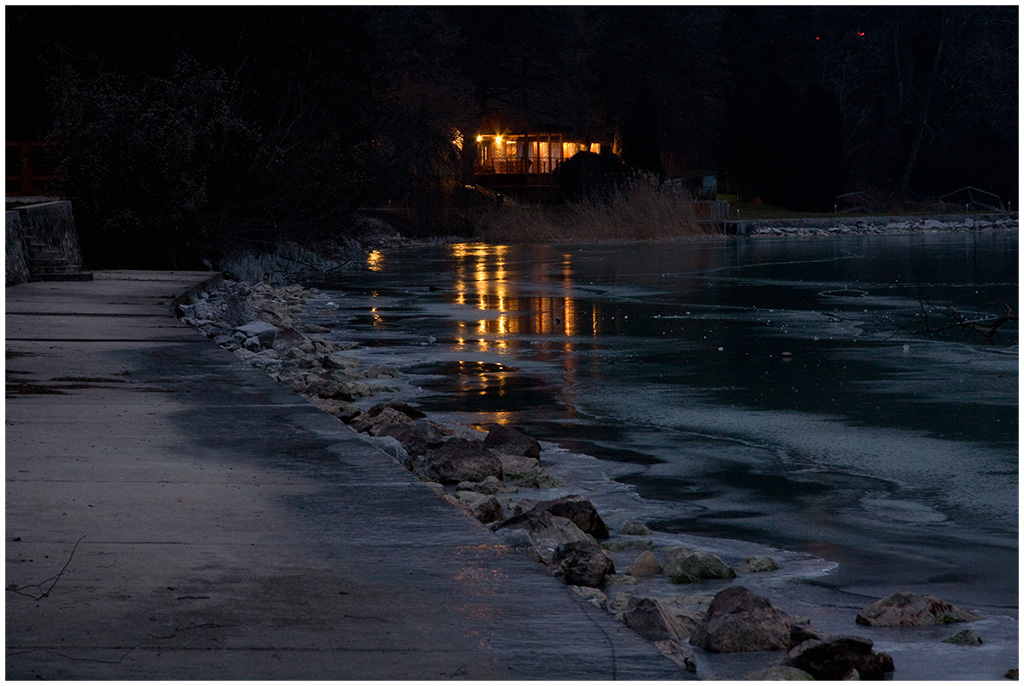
[473,177,712,243]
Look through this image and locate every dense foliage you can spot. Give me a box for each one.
[7,6,1017,268]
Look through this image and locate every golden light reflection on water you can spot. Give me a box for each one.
[449,242,594,345]
[446,242,594,424]
[366,249,385,272]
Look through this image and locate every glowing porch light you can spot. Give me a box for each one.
[476,135,483,143]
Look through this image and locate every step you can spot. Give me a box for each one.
[27,258,71,267]
[30,265,82,276]
[28,271,94,282]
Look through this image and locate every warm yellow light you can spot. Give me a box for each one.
[476,135,483,143]
[496,135,503,145]
[367,249,384,272]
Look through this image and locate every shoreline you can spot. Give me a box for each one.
[179,241,1018,680]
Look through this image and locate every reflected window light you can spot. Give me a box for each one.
[367,249,384,272]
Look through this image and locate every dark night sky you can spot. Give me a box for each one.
[6,5,1019,208]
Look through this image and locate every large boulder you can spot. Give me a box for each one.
[530,495,610,539]
[301,375,355,402]
[550,540,614,587]
[786,635,895,680]
[855,592,982,627]
[497,453,541,477]
[943,629,982,646]
[620,597,678,641]
[689,586,795,653]
[493,510,592,563]
[377,419,447,457]
[738,555,780,574]
[663,546,736,583]
[469,496,506,524]
[626,550,662,578]
[484,424,541,458]
[349,406,411,434]
[417,438,503,484]
[456,475,515,495]
[366,401,426,420]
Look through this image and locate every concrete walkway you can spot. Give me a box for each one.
[5,271,686,680]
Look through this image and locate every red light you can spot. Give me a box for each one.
[815,36,820,41]
[857,31,865,37]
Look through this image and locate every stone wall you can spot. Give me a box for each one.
[16,201,83,265]
[6,211,30,285]
[6,201,84,286]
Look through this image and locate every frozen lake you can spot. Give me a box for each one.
[311,229,1017,677]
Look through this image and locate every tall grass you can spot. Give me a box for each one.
[473,176,711,243]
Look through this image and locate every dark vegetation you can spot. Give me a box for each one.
[6,6,1018,269]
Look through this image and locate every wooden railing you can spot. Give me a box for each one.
[475,158,562,175]
[6,141,61,196]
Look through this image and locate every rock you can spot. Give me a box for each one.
[302,376,355,402]
[511,499,538,516]
[738,555,780,573]
[455,490,487,505]
[365,363,404,379]
[789,622,829,649]
[786,635,895,680]
[620,597,699,643]
[418,438,503,484]
[321,353,360,372]
[743,666,815,680]
[689,586,795,653]
[470,496,506,524]
[663,546,736,583]
[652,640,698,673]
[483,424,541,458]
[505,465,560,488]
[456,475,514,495]
[658,600,704,639]
[496,453,541,477]
[550,540,614,587]
[307,398,362,423]
[1004,669,1018,679]
[569,585,608,610]
[366,401,426,420]
[493,527,534,552]
[273,325,306,348]
[855,592,982,627]
[530,494,610,539]
[610,593,638,613]
[349,406,411,434]
[363,435,408,463]
[620,597,680,641]
[621,519,652,535]
[233,321,278,349]
[377,419,447,456]
[943,629,982,646]
[493,510,592,563]
[626,550,662,578]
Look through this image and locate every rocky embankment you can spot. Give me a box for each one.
[745,212,1017,237]
[178,278,1010,680]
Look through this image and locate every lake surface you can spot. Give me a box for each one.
[313,231,1018,620]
